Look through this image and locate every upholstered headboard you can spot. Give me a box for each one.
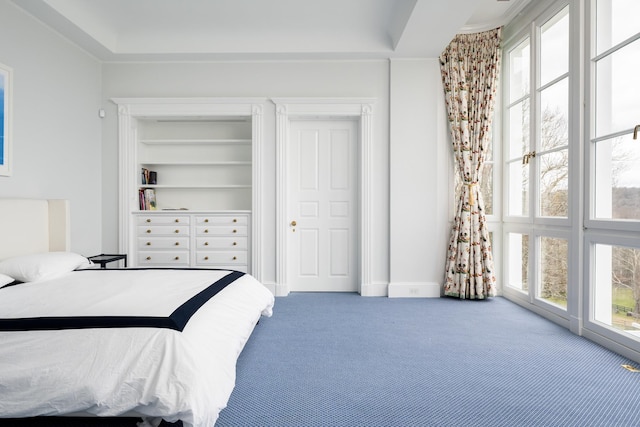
[0,199,70,260]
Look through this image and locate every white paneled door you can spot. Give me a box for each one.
[288,120,358,292]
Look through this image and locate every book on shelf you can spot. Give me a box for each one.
[141,168,157,185]
[139,188,157,210]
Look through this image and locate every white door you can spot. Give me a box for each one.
[287,120,358,292]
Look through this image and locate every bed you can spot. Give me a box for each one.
[0,199,274,427]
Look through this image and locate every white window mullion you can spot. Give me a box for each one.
[532,21,541,223]
[567,0,584,335]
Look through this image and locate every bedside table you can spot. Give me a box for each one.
[88,254,128,269]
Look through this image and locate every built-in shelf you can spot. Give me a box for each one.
[140,184,252,189]
[139,139,251,145]
[135,119,252,212]
[140,161,251,166]
[114,97,264,276]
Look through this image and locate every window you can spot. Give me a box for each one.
[481,133,495,215]
[593,243,640,333]
[503,4,571,314]
[594,135,640,221]
[506,232,529,293]
[506,38,530,217]
[539,236,568,307]
[538,7,570,220]
[586,0,640,350]
[501,0,640,361]
[592,0,640,222]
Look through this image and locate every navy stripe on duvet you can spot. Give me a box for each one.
[0,270,245,332]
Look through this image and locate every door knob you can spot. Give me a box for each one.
[290,220,297,227]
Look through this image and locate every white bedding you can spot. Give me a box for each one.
[0,268,274,427]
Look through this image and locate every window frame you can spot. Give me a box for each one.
[584,0,640,233]
[503,31,532,225]
[584,231,640,359]
[581,0,640,359]
[502,0,575,323]
[500,0,640,363]
[503,4,573,227]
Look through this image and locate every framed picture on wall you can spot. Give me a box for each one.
[0,62,12,176]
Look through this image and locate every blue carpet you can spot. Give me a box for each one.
[216,294,640,427]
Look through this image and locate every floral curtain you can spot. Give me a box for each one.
[439,28,502,299]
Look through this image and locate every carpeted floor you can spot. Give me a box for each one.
[216,294,640,427]
[0,417,180,426]
[4,294,640,426]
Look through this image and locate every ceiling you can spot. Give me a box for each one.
[11,0,530,62]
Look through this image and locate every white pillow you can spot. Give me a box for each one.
[0,273,14,288]
[0,252,91,282]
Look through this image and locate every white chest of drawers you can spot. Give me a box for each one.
[133,211,250,272]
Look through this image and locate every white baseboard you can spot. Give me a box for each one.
[360,282,388,297]
[271,282,381,296]
[272,282,289,297]
[260,281,278,296]
[388,282,441,298]
[270,281,437,297]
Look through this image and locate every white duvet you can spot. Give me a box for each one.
[0,268,274,427]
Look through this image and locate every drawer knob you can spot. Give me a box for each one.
[146,242,151,246]
[146,256,151,260]
[204,218,209,223]
[232,229,237,233]
[175,218,180,223]
[175,229,180,233]
[204,242,209,246]
[174,256,180,260]
[175,242,180,246]
[233,256,237,260]
[204,229,209,233]
[233,242,237,246]
[146,229,151,233]
[204,256,209,260]
[146,219,151,223]
[233,218,237,223]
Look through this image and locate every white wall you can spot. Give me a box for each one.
[389,59,450,297]
[101,60,391,288]
[0,0,102,256]
[0,1,451,293]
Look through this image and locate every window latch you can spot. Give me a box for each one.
[522,151,536,164]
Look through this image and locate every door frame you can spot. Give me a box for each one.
[273,98,375,296]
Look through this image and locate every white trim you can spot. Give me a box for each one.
[274,103,289,296]
[273,97,375,296]
[388,282,441,298]
[583,232,640,363]
[112,97,266,278]
[502,287,571,330]
[360,282,389,297]
[459,0,532,34]
[503,0,561,45]
[568,0,585,336]
[251,104,263,280]
[260,280,277,296]
[116,103,134,258]
[111,97,267,106]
